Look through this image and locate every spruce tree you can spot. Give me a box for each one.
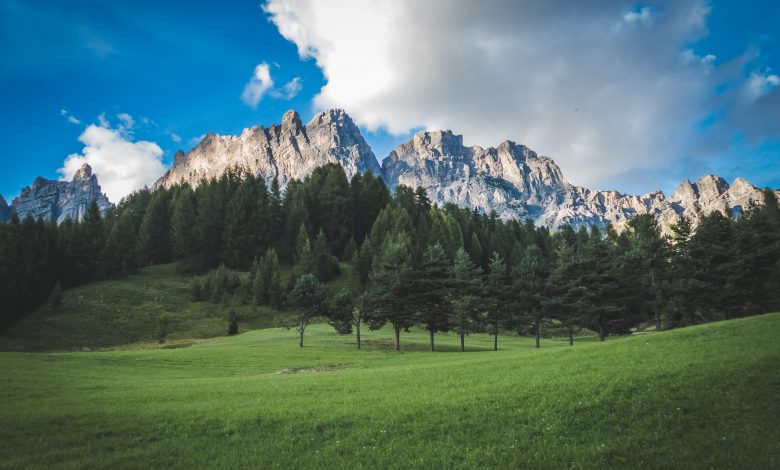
[449,248,485,352]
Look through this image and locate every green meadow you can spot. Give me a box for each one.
[1,304,778,468]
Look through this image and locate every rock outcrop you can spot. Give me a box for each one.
[382,130,778,231]
[0,195,10,223]
[155,109,381,190]
[9,163,112,223]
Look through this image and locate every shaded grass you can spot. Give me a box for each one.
[1,313,778,468]
[0,262,354,352]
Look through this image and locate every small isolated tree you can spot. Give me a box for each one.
[227,310,239,336]
[327,288,355,336]
[287,274,328,347]
[49,281,63,308]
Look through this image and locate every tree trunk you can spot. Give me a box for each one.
[598,318,605,342]
[356,317,361,350]
[393,323,401,351]
[568,325,574,346]
[356,296,364,350]
[493,331,498,351]
[298,321,305,348]
[460,332,465,352]
[651,271,661,331]
[534,322,540,349]
[429,330,435,352]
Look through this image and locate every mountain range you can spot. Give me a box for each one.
[4,109,777,231]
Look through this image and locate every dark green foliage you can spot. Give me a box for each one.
[2,165,779,343]
[222,173,269,268]
[327,289,355,335]
[287,273,328,347]
[227,310,239,336]
[138,189,172,266]
[449,248,485,352]
[49,281,63,308]
[364,234,415,350]
[414,244,452,351]
[190,265,241,303]
[247,248,283,307]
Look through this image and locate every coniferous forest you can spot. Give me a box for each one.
[1,163,779,350]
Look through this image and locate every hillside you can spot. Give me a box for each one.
[1,313,778,468]
[0,262,353,352]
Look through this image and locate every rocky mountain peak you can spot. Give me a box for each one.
[8,170,111,224]
[0,195,10,223]
[156,109,381,190]
[282,109,303,133]
[72,163,93,181]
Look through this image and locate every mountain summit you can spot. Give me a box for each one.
[5,163,111,223]
[155,109,381,190]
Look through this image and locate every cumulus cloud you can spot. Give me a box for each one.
[241,62,274,108]
[264,0,773,192]
[58,116,166,203]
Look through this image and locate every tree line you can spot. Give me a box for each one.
[1,163,778,350]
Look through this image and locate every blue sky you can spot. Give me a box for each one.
[1,0,778,203]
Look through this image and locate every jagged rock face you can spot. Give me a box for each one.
[9,164,112,224]
[156,109,382,190]
[382,130,778,231]
[0,195,10,223]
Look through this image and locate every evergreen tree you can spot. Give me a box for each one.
[171,186,198,264]
[364,235,415,351]
[138,189,172,266]
[449,248,485,352]
[287,274,328,347]
[414,244,452,351]
[486,252,510,350]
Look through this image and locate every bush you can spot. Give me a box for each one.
[227,310,239,336]
[49,281,63,308]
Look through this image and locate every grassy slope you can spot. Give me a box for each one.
[1,313,778,469]
[0,263,352,352]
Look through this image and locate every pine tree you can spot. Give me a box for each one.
[486,252,510,350]
[449,248,485,352]
[138,189,172,266]
[171,186,197,263]
[287,274,328,347]
[413,244,452,351]
[364,235,415,351]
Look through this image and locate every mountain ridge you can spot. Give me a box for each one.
[1,163,111,224]
[4,109,778,230]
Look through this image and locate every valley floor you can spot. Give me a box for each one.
[1,313,779,468]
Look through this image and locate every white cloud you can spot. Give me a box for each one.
[116,112,135,129]
[241,62,275,108]
[168,132,182,143]
[60,108,81,125]
[58,121,166,203]
[271,76,302,99]
[264,0,734,192]
[623,7,653,25]
[745,71,780,101]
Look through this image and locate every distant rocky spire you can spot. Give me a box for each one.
[72,163,93,181]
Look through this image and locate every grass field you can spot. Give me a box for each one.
[1,310,778,469]
[0,262,359,352]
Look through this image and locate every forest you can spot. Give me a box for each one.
[1,163,778,350]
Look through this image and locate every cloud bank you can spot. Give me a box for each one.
[59,115,165,203]
[264,0,779,192]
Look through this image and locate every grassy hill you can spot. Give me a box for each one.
[1,312,778,468]
[0,263,354,352]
